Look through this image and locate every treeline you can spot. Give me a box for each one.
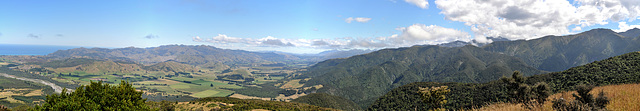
[369,51,640,110]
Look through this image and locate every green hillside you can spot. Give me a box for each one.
[292,93,362,111]
[302,45,544,108]
[143,61,197,72]
[369,51,640,110]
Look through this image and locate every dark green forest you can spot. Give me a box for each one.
[291,93,362,111]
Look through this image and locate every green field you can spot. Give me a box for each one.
[191,89,234,98]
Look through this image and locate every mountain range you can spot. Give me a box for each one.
[45,45,372,67]
[298,28,640,108]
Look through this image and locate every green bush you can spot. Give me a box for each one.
[33,80,151,111]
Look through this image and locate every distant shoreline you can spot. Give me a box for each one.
[0,44,83,55]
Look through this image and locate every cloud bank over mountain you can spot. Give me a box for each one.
[435,0,640,40]
[193,23,470,49]
[194,0,640,51]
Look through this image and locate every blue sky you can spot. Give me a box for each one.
[1,0,640,54]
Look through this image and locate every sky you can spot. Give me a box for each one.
[2,0,640,54]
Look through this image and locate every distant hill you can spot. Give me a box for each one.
[301,45,544,108]
[143,61,197,72]
[368,51,640,110]
[291,93,362,111]
[46,45,303,65]
[46,45,373,66]
[483,28,640,71]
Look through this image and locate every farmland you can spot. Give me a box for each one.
[0,57,310,103]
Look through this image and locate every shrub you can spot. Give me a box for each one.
[33,80,151,111]
[552,84,609,111]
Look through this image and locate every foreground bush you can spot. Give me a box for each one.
[33,80,150,111]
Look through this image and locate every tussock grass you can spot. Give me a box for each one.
[473,83,640,111]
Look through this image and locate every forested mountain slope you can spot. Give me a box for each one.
[483,28,640,71]
[369,51,640,110]
[302,45,544,108]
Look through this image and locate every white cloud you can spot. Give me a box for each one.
[394,24,471,46]
[434,0,640,40]
[614,22,640,32]
[345,17,372,23]
[192,24,470,49]
[405,0,429,9]
[572,27,583,31]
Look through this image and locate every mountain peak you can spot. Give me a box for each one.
[582,28,615,34]
[618,28,640,38]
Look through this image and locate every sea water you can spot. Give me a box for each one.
[0,44,81,55]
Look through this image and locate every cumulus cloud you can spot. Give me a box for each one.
[405,0,428,9]
[435,0,640,40]
[345,17,372,23]
[394,24,471,45]
[27,34,40,38]
[193,34,301,47]
[614,22,640,32]
[193,24,470,49]
[145,34,159,39]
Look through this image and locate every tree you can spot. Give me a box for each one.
[501,71,550,110]
[418,86,450,111]
[33,80,151,111]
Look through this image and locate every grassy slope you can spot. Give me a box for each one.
[474,83,640,111]
[177,97,338,111]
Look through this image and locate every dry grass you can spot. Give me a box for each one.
[229,93,308,102]
[174,101,232,111]
[468,103,526,111]
[473,83,640,111]
[279,79,305,89]
[0,88,44,104]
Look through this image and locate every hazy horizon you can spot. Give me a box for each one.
[2,0,640,54]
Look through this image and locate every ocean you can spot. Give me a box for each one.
[0,44,82,55]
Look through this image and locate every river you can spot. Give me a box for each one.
[0,73,65,93]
